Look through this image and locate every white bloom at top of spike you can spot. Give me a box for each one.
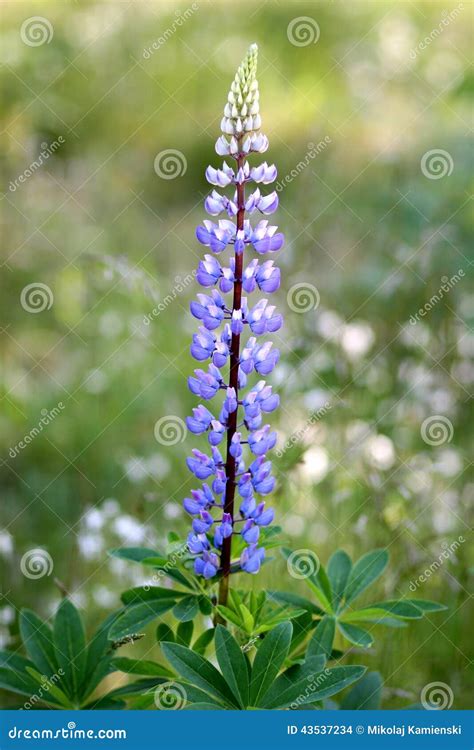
[220,43,261,137]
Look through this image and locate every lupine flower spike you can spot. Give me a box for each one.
[184,44,283,605]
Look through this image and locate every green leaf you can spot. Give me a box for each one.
[215,605,244,629]
[173,596,199,622]
[140,558,193,588]
[107,677,168,699]
[342,549,388,608]
[161,642,237,707]
[176,621,194,647]
[0,667,48,700]
[53,599,87,701]
[121,586,187,606]
[25,666,73,708]
[269,590,324,615]
[289,612,316,654]
[192,628,215,655]
[109,600,177,641]
[156,624,175,643]
[83,695,125,709]
[337,622,373,648]
[341,671,383,709]
[327,550,352,611]
[406,599,447,613]
[282,548,333,611]
[215,625,249,708]
[81,611,119,702]
[307,615,336,659]
[110,657,173,677]
[109,547,160,562]
[238,604,254,633]
[261,665,366,709]
[197,596,213,615]
[249,621,292,706]
[19,609,58,678]
[258,656,326,709]
[343,600,424,623]
[0,650,35,674]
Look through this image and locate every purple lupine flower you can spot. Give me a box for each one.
[183,44,283,589]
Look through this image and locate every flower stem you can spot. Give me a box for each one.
[217,152,245,614]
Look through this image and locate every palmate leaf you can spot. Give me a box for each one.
[215,625,249,708]
[249,621,292,706]
[161,642,238,708]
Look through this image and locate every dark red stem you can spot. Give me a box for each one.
[217,151,245,610]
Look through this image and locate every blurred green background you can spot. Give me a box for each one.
[1,0,473,708]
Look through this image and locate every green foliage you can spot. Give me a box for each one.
[161,623,366,710]
[272,549,446,652]
[0,600,129,709]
